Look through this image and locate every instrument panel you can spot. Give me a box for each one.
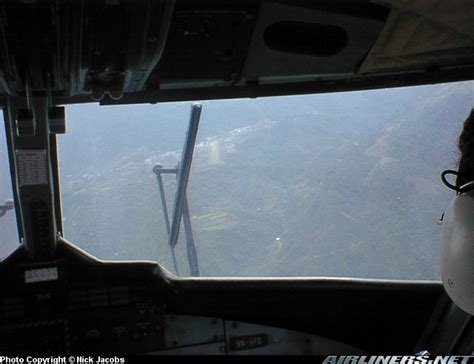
[154,316,364,355]
[0,240,364,355]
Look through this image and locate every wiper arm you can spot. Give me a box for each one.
[153,165,179,275]
[152,103,202,277]
[169,103,201,250]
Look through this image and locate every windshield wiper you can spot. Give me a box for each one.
[153,103,201,277]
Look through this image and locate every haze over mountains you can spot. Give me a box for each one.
[2,81,474,279]
[0,126,17,257]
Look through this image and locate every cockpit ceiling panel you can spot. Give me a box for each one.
[360,0,474,73]
[383,0,474,40]
[242,2,386,78]
[1,0,474,105]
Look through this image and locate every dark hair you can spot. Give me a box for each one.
[457,108,474,189]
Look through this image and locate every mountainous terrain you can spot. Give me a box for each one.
[2,81,474,279]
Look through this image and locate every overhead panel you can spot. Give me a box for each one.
[242,1,388,82]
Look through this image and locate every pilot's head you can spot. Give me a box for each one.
[457,109,474,188]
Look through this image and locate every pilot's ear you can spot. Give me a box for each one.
[440,188,474,315]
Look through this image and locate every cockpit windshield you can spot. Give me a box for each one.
[46,81,474,279]
[0,119,18,259]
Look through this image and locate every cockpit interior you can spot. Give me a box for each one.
[0,0,473,355]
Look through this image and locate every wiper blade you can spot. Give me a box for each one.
[152,103,202,277]
[169,103,202,249]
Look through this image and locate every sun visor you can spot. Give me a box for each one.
[360,0,474,74]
